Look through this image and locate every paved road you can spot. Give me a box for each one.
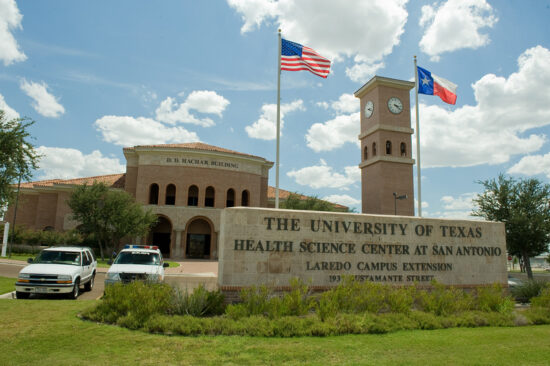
[0,262,105,300]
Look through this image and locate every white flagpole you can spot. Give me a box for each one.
[275,29,282,209]
[414,55,422,217]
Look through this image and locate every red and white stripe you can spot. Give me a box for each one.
[432,73,457,105]
[281,46,331,78]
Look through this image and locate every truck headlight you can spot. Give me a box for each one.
[106,272,120,281]
[18,273,30,282]
[57,275,72,284]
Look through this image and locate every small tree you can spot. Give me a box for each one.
[472,174,550,279]
[67,182,157,260]
[0,111,41,211]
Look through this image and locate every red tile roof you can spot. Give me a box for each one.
[19,173,125,189]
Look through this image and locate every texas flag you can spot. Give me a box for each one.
[417,66,457,105]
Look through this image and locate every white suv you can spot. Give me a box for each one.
[105,245,168,286]
[15,246,97,299]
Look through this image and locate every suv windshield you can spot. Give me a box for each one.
[35,250,81,266]
[114,251,161,265]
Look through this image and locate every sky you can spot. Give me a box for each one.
[1,0,550,218]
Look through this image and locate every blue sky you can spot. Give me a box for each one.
[1,0,550,217]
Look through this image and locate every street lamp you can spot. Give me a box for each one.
[393,192,407,215]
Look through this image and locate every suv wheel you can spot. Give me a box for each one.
[84,273,95,292]
[68,279,80,300]
[16,291,30,299]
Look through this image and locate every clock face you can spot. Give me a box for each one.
[364,100,374,118]
[387,97,403,114]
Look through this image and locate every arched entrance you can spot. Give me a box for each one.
[148,215,172,258]
[185,217,213,259]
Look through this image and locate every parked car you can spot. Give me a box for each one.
[15,246,97,299]
[104,245,168,286]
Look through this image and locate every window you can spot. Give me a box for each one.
[205,186,215,207]
[241,190,249,206]
[372,142,377,156]
[226,188,235,207]
[400,142,406,157]
[363,146,368,160]
[165,184,176,205]
[188,185,199,206]
[386,140,392,155]
[149,184,159,205]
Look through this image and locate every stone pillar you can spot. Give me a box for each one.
[174,230,182,258]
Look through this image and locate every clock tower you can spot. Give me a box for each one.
[354,76,415,216]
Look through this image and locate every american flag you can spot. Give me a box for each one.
[281,39,331,78]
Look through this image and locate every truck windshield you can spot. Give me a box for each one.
[34,251,81,266]
[113,252,161,265]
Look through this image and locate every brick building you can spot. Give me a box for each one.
[4,142,345,259]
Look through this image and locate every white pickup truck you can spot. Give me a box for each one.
[15,246,97,299]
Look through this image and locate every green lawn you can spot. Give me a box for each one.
[1,300,550,365]
[0,276,15,294]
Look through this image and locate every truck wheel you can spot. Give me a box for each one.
[84,273,95,292]
[68,279,80,300]
[16,291,30,299]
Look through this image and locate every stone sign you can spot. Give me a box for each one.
[218,207,507,289]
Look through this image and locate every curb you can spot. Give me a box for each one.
[0,291,15,299]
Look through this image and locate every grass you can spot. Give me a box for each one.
[0,276,15,294]
[1,299,550,365]
[2,253,179,268]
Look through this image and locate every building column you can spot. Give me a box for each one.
[174,230,182,258]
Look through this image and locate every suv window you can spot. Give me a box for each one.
[114,251,161,265]
[83,251,91,266]
[35,250,81,266]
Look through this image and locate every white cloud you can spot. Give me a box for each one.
[227,0,409,82]
[155,90,230,127]
[419,0,497,61]
[441,192,476,211]
[19,79,65,118]
[36,146,124,180]
[322,194,361,207]
[245,100,304,140]
[0,0,26,65]
[287,159,360,189]
[306,112,360,152]
[330,93,359,114]
[94,116,199,147]
[0,93,19,120]
[417,46,550,168]
[507,153,550,179]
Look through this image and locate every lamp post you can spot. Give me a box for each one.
[393,192,407,215]
[8,171,22,258]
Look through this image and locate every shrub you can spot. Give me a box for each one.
[524,306,550,325]
[170,285,225,317]
[511,280,547,303]
[239,284,272,316]
[84,281,173,325]
[416,281,473,315]
[279,278,314,316]
[474,284,514,313]
[529,284,550,308]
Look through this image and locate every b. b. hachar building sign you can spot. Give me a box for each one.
[218,207,507,290]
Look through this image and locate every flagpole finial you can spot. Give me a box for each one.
[414,55,417,60]
[278,29,281,33]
